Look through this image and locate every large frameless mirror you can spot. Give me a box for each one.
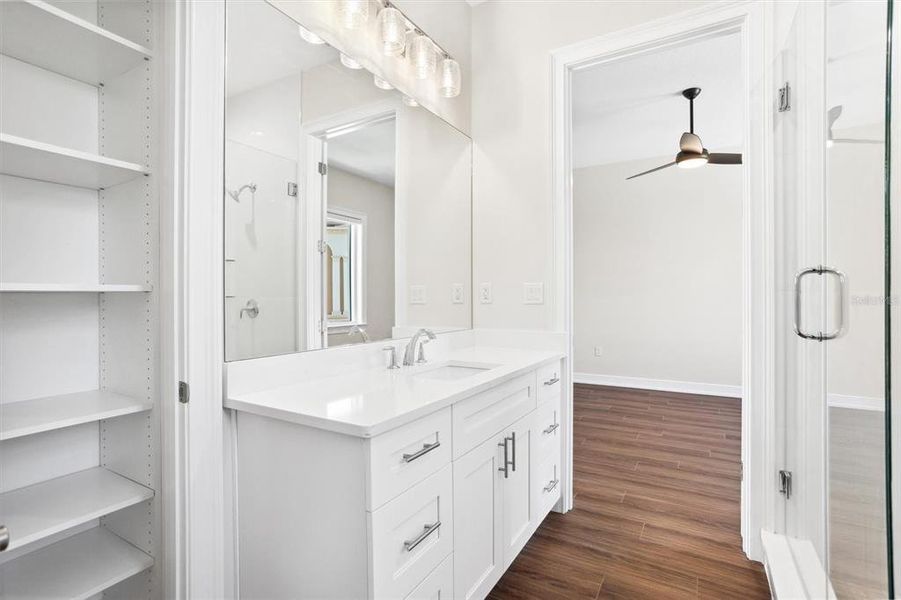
[224,0,472,361]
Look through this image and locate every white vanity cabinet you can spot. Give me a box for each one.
[232,355,564,600]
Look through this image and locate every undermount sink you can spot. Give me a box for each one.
[414,361,498,381]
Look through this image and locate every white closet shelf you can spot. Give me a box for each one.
[0,390,152,441]
[0,0,153,86]
[0,527,153,600]
[0,283,152,293]
[0,466,154,552]
[0,134,149,190]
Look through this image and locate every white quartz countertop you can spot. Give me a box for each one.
[224,346,564,438]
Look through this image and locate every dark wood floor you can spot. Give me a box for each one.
[488,384,771,599]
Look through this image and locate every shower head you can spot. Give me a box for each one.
[228,182,257,202]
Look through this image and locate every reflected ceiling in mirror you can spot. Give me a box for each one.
[224,1,472,362]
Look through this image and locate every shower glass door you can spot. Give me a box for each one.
[824,1,891,597]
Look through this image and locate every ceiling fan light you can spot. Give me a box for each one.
[676,151,709,169]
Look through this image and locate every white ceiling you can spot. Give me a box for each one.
[328,119,397,187]
[226,1,337,97]
[572,32,743,169]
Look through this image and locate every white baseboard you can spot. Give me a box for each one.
[573,372,741,398]
[826,393,884,412]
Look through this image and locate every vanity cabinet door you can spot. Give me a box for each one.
[452,434,504,600]
[501,414,532,568]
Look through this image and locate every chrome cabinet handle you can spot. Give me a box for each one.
[402,440,440,463]
[0,525,8,552]
[543,376,560,386]
[510,431,517,472]
[794,266,847,341]
[543,478,559,493]
[498,437,510,478]
[543,422,560,435]
[403,521,440,552]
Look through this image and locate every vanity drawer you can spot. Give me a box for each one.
[531,447,561,522]
[368,408,452,510]
[370,464,454,600]
[532,395,562,462]
[452,372,536,459]
[405,554,453,600]
[536,361,562,405]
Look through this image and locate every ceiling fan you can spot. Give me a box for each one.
[627,87,743,180]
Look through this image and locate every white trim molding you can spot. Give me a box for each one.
[826,393,884,412]
[551,0,772,561]
[573,373,742,399]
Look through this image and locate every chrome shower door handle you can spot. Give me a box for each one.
[794,266,847,341]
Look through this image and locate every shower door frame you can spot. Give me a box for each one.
[550,0,773,560]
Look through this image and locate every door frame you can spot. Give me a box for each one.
[550,0,774,560]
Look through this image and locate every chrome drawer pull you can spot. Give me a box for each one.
[0,525,8,552]
[403,521,441,552]
[498,437,510,478]
[543,422,560,435]
[543,478,559,493]
[402,440,440,463]
[543,376,560,386]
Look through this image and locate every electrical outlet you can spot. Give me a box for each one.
[594,346,603,357]
[410,285,426,305]
[479,282,492,304]
[452,283,464,304]
[523,282,544,304]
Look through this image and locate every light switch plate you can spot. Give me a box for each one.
[452,283,464,304]
[479,282,492,304]
[410,285,427,305]
[523,282,544,304]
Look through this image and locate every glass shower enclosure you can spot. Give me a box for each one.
[775,0,895,597]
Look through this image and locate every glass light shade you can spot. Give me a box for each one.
[373,75,394,90]
[676,155,708,169]
[378,7,406,56]
[340,53,362,70]
[440,58,461,98]
[402,95,419,107]
[410,35,437,80]
[337,0,369,30]
[298,24,325,45]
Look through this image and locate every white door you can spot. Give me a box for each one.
[453,434,504,600]
[502,416,532,567]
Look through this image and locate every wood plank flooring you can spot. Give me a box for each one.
[488,384,771,600]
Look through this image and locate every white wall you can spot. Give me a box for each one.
[572,157,743,387]
[326,166,395,345]
[470,1,710,330]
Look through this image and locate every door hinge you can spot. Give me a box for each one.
[317,239,326,253]
[778,82,791,112]
[178,381,189,404]
[778,469,792,499]
[318,162,328,175]
[287,182,298,197]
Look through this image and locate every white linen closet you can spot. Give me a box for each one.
[0,1,163,597]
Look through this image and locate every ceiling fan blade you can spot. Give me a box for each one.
[679,132,703,154]
[626,161,676,180]
[708,153,743,165]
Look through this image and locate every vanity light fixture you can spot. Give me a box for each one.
[337,0,369,30]
[402,95,419,107]
[440,57,461,98]
[374,75,394,90]
[410,34,437,80]
[298,24,325,45]
[378,6,406,56]
[340,53,363,70]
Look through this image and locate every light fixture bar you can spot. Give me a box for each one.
[379,0,455,62]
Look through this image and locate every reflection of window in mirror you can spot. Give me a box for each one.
[326,211,364,326]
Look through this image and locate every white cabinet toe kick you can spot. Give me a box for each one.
[231,354,564,600]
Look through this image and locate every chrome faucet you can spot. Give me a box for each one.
[403,328,436,366]
[347,324,370,342]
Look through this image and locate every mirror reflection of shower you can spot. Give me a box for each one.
[228,182,257,202]
[228,181,259,247]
